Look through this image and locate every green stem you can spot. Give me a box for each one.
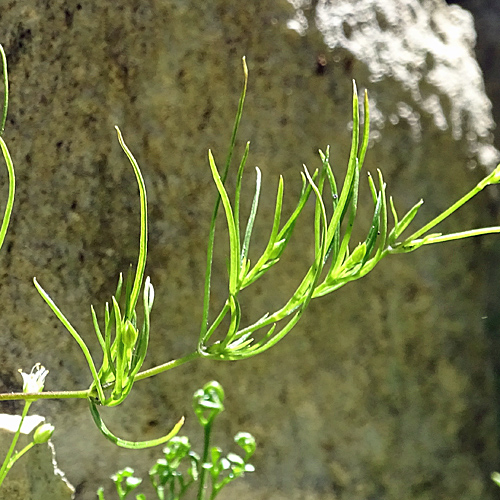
[200,57,248,339]
[8,441,35,467]
[134,351,201,382]
[0,400,32,487]
[402,172,496,243]
[0,389,89,402]
[406,226,500,246]
[197,421,213,500]
[0,352,200,402]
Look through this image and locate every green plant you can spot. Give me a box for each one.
[1,45,500,493]
[97,381,255,500]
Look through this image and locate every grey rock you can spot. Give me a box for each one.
[446,0,500,150]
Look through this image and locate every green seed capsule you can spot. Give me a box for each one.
[33,423,55,444]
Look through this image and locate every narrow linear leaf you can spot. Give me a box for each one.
[0,44,8,136]
[234,141,251,240]
[358,89,370,169]
[208,150,240,295]
[374,169,388,257]
[89,399,184,449]
[114,127,148,319]
[363,191,382,262]
[388,196,399,244]
[91,306,106,356]
[241,166,262,265]
[394,199,424,240]
[33,278,105,403]
[0,137,15,252]
[200,56,248,340]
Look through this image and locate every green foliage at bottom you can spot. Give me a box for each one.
[97,381,255,500]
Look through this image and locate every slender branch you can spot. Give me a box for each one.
[200,57,248,339]
[402,169,499,243]
[406,226,500,246]
[197,420,213,500]
[0,401,31,486]
[0,390,89,402]
[0,352,201,402]
[134,351,201,382]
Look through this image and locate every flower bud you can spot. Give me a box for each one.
[33,423,55,444]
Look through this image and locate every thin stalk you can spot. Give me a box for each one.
[0,401,31,487]
[133,351,201,382]
[0,352,200,402]
[8,441,36,467]
[200,57,248,338]
[407,226,500,246]
[210,481,221,500]
[403,173,497,243]
[0,390,89,402]
[197,421,213,500]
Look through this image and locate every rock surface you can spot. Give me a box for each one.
[446,0,500,150]
[0,1,498,499]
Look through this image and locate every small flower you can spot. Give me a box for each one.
[33,423,55,444]
[18,363,49,393]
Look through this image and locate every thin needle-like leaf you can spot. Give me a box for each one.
[392,199,424,241]
[240,166,261,265]
[114,127,148,320]
[234,141,251,242]
[91,306,106,356]
[208,150,240,295]
[0,44,8,136]
[402,163,500,245]
[89,399,184,449]
[111,297,124,400]
[104,302,116,377]
[200,57,248,339]
[0,137,15,252]
[241,176,284,287]
[33,278,105,403]
[329,158,360,276]
[358,89,370,169]
[324,81,360,250]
